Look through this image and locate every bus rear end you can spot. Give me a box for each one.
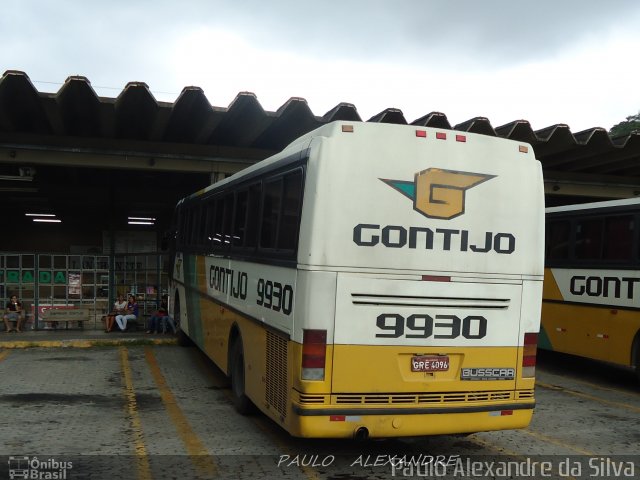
[290,122,544,438]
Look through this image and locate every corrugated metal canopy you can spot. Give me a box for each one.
[1,69,640,251]
[2,70,638,167]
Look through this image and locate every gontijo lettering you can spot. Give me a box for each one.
[570,275,640,299]
[209,266,248,299]
[353,224,515,253]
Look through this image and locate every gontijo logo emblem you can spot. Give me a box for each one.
[381,168,496,220]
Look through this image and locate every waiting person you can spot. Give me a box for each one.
[105,294,127,332]
[115,294,138,332]
[146,295,177,334]
[3,295,24,333]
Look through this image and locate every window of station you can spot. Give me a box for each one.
[0,253,111,329]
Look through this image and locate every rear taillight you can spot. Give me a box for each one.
[522,332,538,378]
[302,329,327,380]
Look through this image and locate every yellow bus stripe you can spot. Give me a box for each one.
[144,347,217,477]
[0,350,10,361]
[119,347,152,480]
[537,381,640,414]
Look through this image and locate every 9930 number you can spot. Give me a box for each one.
[375,313,487,339]
[257,278,293,315]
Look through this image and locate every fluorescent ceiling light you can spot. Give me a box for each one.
[128,221,154,225]
[25,213,56,217]
[33,218,61,223]
[128,216,156,221]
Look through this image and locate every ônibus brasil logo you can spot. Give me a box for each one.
[381,168,496,220]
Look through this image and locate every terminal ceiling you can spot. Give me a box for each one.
[1,69,639,245]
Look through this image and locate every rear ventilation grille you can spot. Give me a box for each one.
[266,331,288,418]
[517,390,535,400]
[351,293,510,309]
[298,394,325,404]
[334,390,516,405]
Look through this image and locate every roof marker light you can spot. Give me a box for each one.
[456,135,466,142]
[436,132,447,140]
[519,145,529,153]
[416,130,427,138]
[342,125,354,133]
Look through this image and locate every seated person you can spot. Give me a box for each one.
[115,294,138,331]
[3,295,24,333]
[105,294,127,332]
[147,295,177,334]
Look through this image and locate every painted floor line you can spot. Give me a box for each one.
[537,381,640,414]
[120,346,152,480]
[540,372,640,399]
[144,346,217,478]
[469,434,580,480]
[522,428,596,456]
[0,338,177,349]
[192,349,319,480]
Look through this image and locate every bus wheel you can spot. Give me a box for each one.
[230,339,254,414]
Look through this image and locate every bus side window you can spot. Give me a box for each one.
[189,207,199,248]
[278,170,303,251]
[603,215,634,261]
[233,190,249,247]
[197,204,208,247]
[206,198,217,249]
[245,183,262,249]
[546,220,570,261]
[212,196,226,250]
[575,217,604,260]
[260,178,283,249]
[222,193,234,247]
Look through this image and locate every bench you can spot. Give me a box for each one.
[100,313,148,331]
[3,311,25,332]
[127,314,148,331]
[40,307,91,329]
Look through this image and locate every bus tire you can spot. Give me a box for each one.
[230,339,254,415]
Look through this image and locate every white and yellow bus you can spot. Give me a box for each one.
[168,121,545,438]
[542,198,640,377]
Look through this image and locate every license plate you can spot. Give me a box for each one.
[411,355,450,372]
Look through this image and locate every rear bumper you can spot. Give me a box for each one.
[288,403,535,438]
[292,401,535,417]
